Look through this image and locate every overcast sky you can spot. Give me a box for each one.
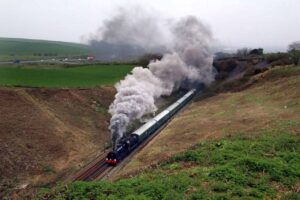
[0,0,299,51]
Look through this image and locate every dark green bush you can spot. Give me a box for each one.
[211,182,228,192]
[188,190,210,200]
[209,166,248,185]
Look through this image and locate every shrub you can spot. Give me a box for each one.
[209,166,248,185]
[188,190,210,200]
[162,190,183,200]
[282,192,300,200]
[211,182,229,192]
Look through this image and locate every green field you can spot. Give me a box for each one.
[0,38,90,61]
[0,65,133,88]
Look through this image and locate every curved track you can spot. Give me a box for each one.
[73,158,108,181]
[72,152,114,181]
[72,89,199,182]
[72,108,184,182]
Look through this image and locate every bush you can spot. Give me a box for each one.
[137,53,163,67]
[264,53,288,63]
[162,190,183,200]
[188,190,210,200]
[282,192,300,200]
[211,182,229,192]
[209,166,248,185]
[173,151,200,162]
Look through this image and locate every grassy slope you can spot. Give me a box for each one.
[44,133,299,200]
[0,37,89,61]
[41,66,300,199]
[119,66,300,174]
[0,64,133,88]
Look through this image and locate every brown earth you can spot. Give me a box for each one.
[0,86,115,197]
[114,65,300,179]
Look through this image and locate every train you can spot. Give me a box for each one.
[105,89,197,166]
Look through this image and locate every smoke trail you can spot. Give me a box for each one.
[109,67,169,148]
[108,15,216,149]
[88,7,169,61]
[100,7,166,49]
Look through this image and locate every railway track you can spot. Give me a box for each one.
[97,120,170,181]
[73,158,107,181]
[72,124,165,182]
[72,153,112,181]
[72,106,186,182]
[72,89,199,182]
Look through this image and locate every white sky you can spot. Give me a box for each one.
[0,0,299,51]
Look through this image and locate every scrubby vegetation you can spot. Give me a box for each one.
[40,130,300,200]
[288,41,300,66]
[0,64,133,88]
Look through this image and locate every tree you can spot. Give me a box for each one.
[236,48,249,57]
[137,53,163,68]
[288,41,300,65]
[249,48,264,55]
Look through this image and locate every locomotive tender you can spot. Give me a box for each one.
[105,89,197,165]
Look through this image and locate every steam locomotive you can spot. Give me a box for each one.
[105,89,197,166]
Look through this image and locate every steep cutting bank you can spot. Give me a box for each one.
[0,87,114,196]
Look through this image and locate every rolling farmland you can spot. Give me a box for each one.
[0,38,90,61]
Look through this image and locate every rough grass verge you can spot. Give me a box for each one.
[38,131,300,200]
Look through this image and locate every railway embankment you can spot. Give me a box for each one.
[0,87,115,198]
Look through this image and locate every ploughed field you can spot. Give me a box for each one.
[41,65,300,199]
[0,64,133,88]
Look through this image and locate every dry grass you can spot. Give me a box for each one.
[0,87,115,198]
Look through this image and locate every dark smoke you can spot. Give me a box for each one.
[88,7,169,61]
[89,41,146,61]
[108,14,216,149]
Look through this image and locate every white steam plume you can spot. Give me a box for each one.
[108,15,216,149]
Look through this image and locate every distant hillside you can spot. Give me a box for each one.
[0,37,90,61]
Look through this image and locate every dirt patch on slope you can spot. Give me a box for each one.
[0,87,115,197]
[114,66,300,179]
